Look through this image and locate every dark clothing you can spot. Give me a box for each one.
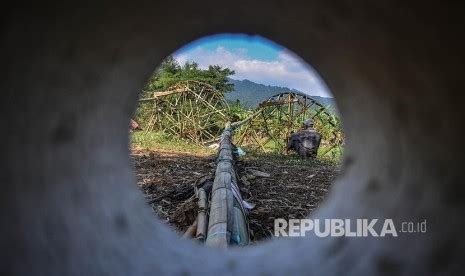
[287,128,321,158]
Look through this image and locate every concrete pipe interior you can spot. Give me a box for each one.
[1,1,464,275]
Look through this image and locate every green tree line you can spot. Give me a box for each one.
[145,56,235,92]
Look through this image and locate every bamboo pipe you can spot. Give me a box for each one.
[205,126,234,248]
[196,188,208,241]
[206,119,251,247]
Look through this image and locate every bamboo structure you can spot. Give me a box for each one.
[235,92,344,157]
[138,82,342,156]
[139,80,229,143]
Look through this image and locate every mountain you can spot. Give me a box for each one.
[226,79,335,111]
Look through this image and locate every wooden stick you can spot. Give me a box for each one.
[182,219,198,239]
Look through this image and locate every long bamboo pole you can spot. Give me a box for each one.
[205,114,258,248]
[205,124,235,248]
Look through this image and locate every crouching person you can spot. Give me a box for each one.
[287,119,321,159]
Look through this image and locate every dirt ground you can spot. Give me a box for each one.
[131,147,340,243]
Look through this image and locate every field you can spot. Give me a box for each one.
[131,131,340,243]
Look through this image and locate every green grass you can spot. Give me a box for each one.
[131,131,214,154]
[239,143,343,165]
[242,149,340,170]
[131,131,342,164]
[317,145,343,164]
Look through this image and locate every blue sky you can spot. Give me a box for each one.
[174,34,332,97]
[179,34,284,61]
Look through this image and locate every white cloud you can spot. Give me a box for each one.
[174,47,332,97]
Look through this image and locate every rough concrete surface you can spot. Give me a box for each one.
[1,1,464,275]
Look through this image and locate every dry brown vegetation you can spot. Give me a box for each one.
[131,147,340,243]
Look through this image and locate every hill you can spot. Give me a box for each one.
[226,79,335,111]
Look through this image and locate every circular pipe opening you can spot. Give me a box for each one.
[130,33,344,246]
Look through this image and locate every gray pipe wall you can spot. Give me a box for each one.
[1,1,464,275]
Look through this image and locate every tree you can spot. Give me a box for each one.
[145,56,235,93]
